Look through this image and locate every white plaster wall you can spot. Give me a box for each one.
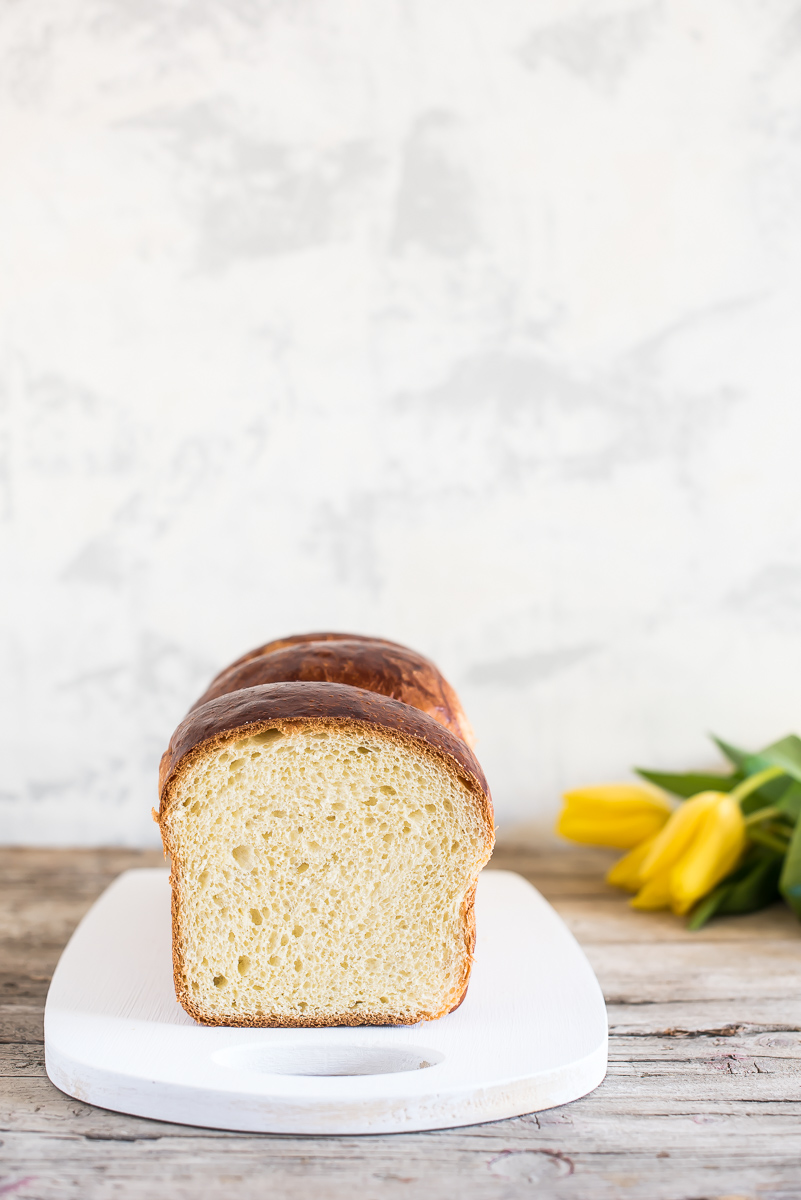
[2,0,801,845]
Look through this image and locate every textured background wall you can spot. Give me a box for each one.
[2,0,801,845]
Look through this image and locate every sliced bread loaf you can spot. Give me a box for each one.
[157,682,494,1027]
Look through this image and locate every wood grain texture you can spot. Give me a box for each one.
[3,840,801,1198]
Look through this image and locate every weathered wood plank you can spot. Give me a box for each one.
[0,1006,42,1044]
[5,1106,801,1152]
[609,1031,801,1060]
[583,939,801,1000]
[553,894,801,942]
[0,1043,46,1075]
[0,973,54,1005]
[490,846,620,898]
[1,1130,800,1200]
[0,900,109,945]
[0,847,164,881]
[606,999,801,1037]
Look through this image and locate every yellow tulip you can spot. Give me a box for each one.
[607,835,673,907]
[557,784,673,849]
[630,870,673,910]
[606,835,658,891]
[633,791,746,915]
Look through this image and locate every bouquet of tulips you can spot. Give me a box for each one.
[557,734,801,929]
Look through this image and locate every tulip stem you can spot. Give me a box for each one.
[743,805,783,827]
[747,827,791,855]
[730,766,785,806]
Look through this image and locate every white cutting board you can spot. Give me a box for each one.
[44,868,607,1134]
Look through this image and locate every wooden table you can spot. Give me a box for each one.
[3,839,801,1199]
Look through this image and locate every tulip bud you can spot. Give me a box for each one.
[606,835,658,891]
[630,869,672,910]
[558,784,673,849]
[634,791,746,915]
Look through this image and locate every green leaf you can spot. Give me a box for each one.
[755,735,801,785]
[687,885,730,931]
[718,851,783,914]
[779,815,801,921]
[777,781,801,822]
[739,770,792,814]
[711,734,794,811]
[689,848,783,930]
[747,825,792,855]
[634,769,739,799]
[735,740,801,813]
[711,735,751,770]
[718,751,793,813]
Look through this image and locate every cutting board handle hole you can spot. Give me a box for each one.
[212,1044,444,1076]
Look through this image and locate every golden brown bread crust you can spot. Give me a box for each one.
[191,638,475,747]
[212,631,407,683]
[157,681,494,1028]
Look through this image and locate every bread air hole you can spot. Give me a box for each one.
[231,845,255,869]
[252,729,283,747]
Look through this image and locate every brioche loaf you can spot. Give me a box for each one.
[157,639,493,1028]
[192,637,475,748]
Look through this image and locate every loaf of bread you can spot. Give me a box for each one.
[156,638,493,1028]
[191,635,476,747]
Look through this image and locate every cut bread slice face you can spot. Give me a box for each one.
[158,682,494,1027]
[191,637,476,748]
